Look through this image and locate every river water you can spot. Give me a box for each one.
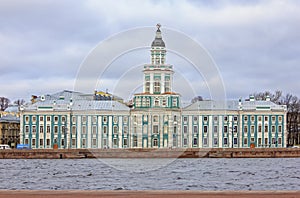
[0,158,299,190]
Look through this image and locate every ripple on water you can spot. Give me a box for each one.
[0,158,299,190]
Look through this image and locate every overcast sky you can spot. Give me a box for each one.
[0,0,299,103]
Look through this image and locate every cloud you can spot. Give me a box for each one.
[0,0,299,102]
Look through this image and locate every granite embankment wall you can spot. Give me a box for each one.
[0,148,300,159]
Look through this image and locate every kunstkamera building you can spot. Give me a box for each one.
[20,26,287,149]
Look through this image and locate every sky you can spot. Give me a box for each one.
[0,0,299,103]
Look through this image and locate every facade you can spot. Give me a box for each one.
[0,115,20,148]
[20,25,287,149]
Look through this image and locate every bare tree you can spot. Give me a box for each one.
[14,99,26,106]
[0,97,10,111]
[251,90,282,104]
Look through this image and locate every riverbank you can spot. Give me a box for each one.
[0,190,299,198]
[0,148,299,159]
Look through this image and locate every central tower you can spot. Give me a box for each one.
[131,24,181,148]
[134,24,180,109]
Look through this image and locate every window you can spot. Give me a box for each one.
[258,138,262,145]
[36,126,40,133]
[224,116,228,122]
[82,126,86,134]
[82,116,86,123]
[250,137,255,142]
[31,126,37,133]
[183,126,188,133]
[32,139,36,146]
[173,115,177,122]
[272,125,275,133]
[153,115,159,122]
[153,125,159,134]
[39,139,44,146]
[183,138,188,146]
[113,126,118,134]
[25,126,29,133]
[278,116,282,122]
[54,116,58,122]
[32,116,36,123]
[233,137,238,145]
[272,137,276,144]
[92,126,97,135]
[173,138,177,147]
[214,126,218,134]
[233,126,238,133]
[278,137,282,145]
[25,116,29,122]
[251,125,255,134]
[124,126,128,134]
[272,116,276,122]
[72,116,76,123]
[258,116,262,122]
[46,116,51,122]
[173,126,177,134]
[214,138,218,146]
[46,139,50,146]
[244,126,248,133]
[203,116,208,122]
[165,76,170,92]
[214,116,218,122]
[123,116,128,123]
[278,125,282,133]
[251,116,255,122]
[183,116,188,122]
[40,116,44,122]
[61,126,65,134]
[264,125,268,133]
[123,138,128,146]
[193,116,198,122]
[92,116,97,124]
[113,138,118,146]
[103,116,107,123]
[61,116,66,123]
[224,137,228,145]
[244,137,248,145]
[224,126,228,133]
[72,126,76,135]
[258,125,262,133]
[82,139,86,147]
[264,138,268,145]
[103,138,107,147]
[193,138,198,146]
[244,116,248,122]
[153,138,158,147]
[47,125,50,133]
[203,138,208,145]
[193,125,198,133]
[25,139,29,145]
[233,116,238,121]
[154,80,161,93]
[133,126,137,134]
[264,116,268,122]
[154,98,159,106]
[54,126,58,134]
[133,137,138,147]
[204,126,208,133]
[113,116,118,123]
[92,138,97,146]
[103,126,107,134]
[72,139,76,147]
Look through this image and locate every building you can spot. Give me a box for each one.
[20,25,287,149]
[0,114,20,148]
